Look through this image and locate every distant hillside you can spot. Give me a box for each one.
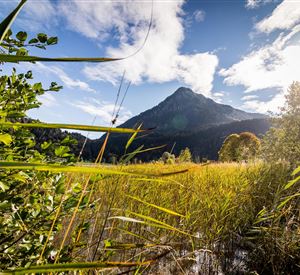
[29,87,270,161]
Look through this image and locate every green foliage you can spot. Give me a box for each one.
[1,28,58,57]
[219,132,260,162]
[0,6,74,268]
[246,164,300,274]
[262,82,300,165]
[0,67,77,267]
[178,147,192,163]
[0,68,61,118]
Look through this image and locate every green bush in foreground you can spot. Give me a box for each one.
[0,26,75,268]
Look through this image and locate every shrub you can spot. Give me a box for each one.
[178,147,192,163]
[218,132,260,162]
[161,152,175,164]
[262,82,300,165]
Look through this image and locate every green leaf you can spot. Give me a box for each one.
[41,141,52,150]
[55,181,65,194]
[284,176,300,190]
[126,124,142,150]
[16,31,27,41]
[37,33,47,43]
[55,146,70,157]
[0,121,145,134]
[292,166,300,176]
[25,70,32,79]
[0,133,12,145]
[28,38,38,44]
[0,0,27,44]
[32,82,42,92]
[0,181,9,192]
[47,36,58,45]
[0,54,120,63]
[16,48,28,56]
[109,216,144,224]
[12,172,28,183]
[111,213,191,237]
[277,193,300,209]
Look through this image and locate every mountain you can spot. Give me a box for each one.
[30,87,269,161]
[120,87,265,133]
[80,87,269,162]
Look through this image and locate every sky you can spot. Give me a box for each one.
[1,0,300,138]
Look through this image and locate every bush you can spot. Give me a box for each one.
[219,132,260,162]
[161,152,175,164]
[178,147,192,163]
[262,82,300,165]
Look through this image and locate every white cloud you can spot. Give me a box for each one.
[221,1,300,113]
[241,92,284,113]
[39,93,58,107]
[213,92,225,97]
[72,98,132,125]
[256,0,300,33]
[58,0,218,96]
[212,91,225,103]
[34,63,96,93]
[246,0,272,9]
[241,94,259,101]
[220,24,300,93]
[174,53,218,95]
[193,9,205,22]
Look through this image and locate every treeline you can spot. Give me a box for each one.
[29,118,270,162]
[83,118,270,162]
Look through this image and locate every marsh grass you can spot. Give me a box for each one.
[46,161,294,274]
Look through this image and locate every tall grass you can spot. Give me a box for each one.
[45,161,293,274]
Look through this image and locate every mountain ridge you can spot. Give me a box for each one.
[30,87,270,161]
[84,87,269,161]
[119,87,266,133]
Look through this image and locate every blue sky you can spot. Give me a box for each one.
[1,0,300,138]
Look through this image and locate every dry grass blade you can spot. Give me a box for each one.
[0,0,27,44]
[0,161,145,176]
[125,211,191,237]
[126,194,185,217]
[0,54,120,63]
[0,261,152,274]
[0,121,144,134]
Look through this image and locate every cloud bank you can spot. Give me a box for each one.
[221,0,300,113]
[255,0,300,33]
[58,0,218,96]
